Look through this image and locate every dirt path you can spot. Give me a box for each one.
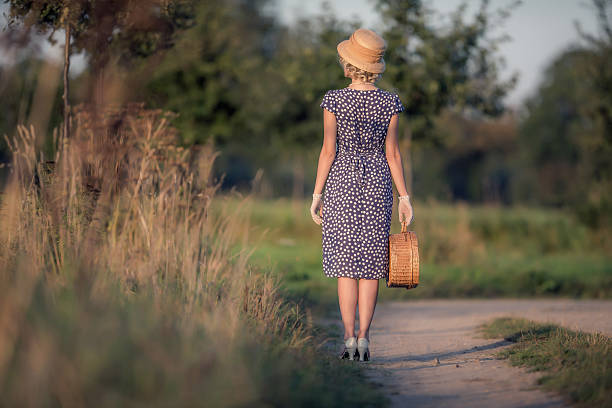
[324,299,612,408]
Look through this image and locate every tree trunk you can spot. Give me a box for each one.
[28,60,61,148]
[63,23,71,139]
[291,154,305,217]
[95,65,105,109]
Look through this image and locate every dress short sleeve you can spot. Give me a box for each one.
[393,94,405,116]
[320,90,337,115]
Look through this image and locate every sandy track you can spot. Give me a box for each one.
[325,299,612,408]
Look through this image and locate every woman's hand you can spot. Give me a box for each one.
[398,195,414,224]
[310,194,323,225]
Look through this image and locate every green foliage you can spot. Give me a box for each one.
[143,0,276,147]
[482,317,612,408]
[517,0,612,227]
[137,0,518,192]
[375,0,518,142]
[4,0,195,64]
[264,11,358,153]
[413,111,518,203]
[227,197,612,307]
[141,1,357,156]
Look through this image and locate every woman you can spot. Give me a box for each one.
[310,28,414,362]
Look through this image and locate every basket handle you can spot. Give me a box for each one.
[400,220,408,233]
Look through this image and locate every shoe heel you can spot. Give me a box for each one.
[348,346,357,361]
[357,338,369,362]
[345,337,357,361]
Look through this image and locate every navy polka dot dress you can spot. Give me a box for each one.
[319,87,405,280]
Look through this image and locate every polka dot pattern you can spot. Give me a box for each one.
[319,87,405,280]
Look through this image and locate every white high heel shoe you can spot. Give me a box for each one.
[357,337,370,361]
[341,337,358,360]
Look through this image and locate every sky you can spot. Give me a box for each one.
[277,0,600,106]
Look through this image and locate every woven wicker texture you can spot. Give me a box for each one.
[387,221,419,289]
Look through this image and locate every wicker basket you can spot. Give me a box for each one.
[387,221,419,289]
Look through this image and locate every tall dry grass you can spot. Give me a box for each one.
[0,104,312,406]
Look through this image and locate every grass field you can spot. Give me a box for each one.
[482,317,612,408]
[211,196,612,311]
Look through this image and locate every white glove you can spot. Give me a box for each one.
[310,193,323,225]
[398,195,414,224]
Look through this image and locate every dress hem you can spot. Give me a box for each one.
[323,274,387,280]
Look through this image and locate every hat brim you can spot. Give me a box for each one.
[337,40,385,74]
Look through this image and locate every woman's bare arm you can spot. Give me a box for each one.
[385,114,409,197]
[313,109,337,195]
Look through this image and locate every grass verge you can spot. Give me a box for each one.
[482,317,612,408]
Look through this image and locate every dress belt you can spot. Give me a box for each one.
[335,149,384,187]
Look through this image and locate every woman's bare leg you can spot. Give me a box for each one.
[357,279,379,340]
[337,277,358,340]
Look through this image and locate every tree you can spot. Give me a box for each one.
[519,0,612,227]
[143,0,275,147]
[141,0,290,193]
[5,1,84,139]
[373,0,518,194]
[125,0,518,199]
[264,9,359,201]
[4,0,194,138]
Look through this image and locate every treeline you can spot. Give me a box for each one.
[418,8,611,229]
[0,0,610,227]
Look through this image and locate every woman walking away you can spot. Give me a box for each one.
[310,28,414,362]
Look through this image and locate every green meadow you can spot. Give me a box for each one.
[212,196,612,311]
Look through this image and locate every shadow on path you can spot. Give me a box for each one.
[371,339,511,365]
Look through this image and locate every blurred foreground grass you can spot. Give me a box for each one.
[211,197,612,311]
[482,317,612,407]
[0,107,386,407]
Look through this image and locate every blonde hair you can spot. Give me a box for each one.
[338,55,382,83]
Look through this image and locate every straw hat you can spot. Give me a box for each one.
[337,28,387,74]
